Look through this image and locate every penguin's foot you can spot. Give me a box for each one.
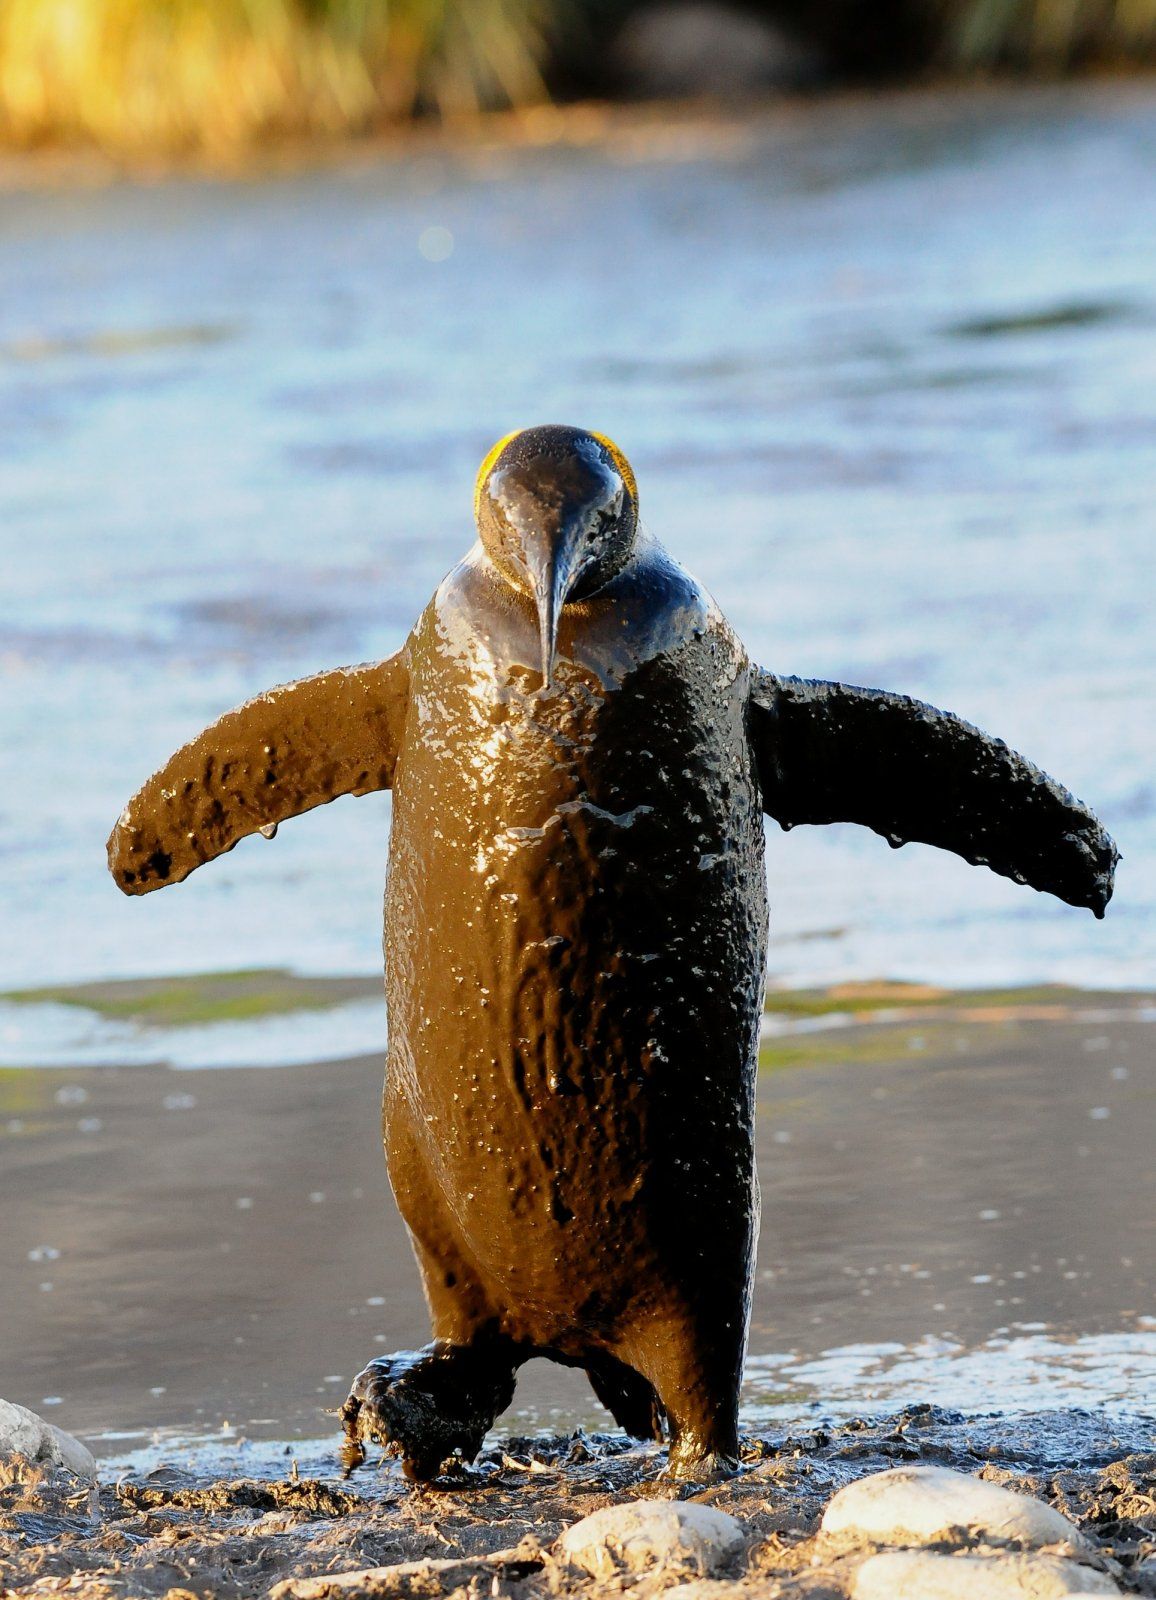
[340,1342,517,1483]
[663,1441,740,1483]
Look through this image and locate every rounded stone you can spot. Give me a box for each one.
[853,1551,1119,1599]
[0,1398,96,1481]
[557,1498,746,1577]
[822,1464,1085,1550]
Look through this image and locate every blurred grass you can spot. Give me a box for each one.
[0,0,1153,157]
[946,0,1156,68]
[0,0,555,153]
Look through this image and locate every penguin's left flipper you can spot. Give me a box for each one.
[107,653,409,896]
[749,670,1118,916]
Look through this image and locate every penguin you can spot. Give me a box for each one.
[108,423,1118,1482]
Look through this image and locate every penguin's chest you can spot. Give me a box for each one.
[387,655,696,1072]
[385,630,764,1125]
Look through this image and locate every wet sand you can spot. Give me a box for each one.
[2,987,1153,1451]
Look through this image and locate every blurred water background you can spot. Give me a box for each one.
[1,85,1154,1060]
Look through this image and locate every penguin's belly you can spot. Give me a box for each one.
[383,589,767,1350]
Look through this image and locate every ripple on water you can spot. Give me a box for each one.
[743,1326,1156,1420]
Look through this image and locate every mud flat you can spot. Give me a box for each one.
[3,1407,1155,1598]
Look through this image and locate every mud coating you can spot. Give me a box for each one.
[750,673,1119,917]
[107,423,1118,1483]
[108,658,409,894]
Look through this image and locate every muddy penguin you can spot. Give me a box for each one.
[108,423,1118,1481]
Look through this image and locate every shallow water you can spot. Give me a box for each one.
[1,85,1155,1022]
[2,1002,1152,1452]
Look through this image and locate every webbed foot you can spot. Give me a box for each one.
[340,1341,517,1483]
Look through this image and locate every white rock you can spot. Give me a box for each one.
[853,1551,1119,1599]
[557,1499,745,1577]
[822,1465,1084,1549]
[0,1398,97,1481]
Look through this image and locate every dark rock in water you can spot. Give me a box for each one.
[608,3,824,97]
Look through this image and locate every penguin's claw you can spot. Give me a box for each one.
[662,1445,740,1483]
[341,1344,517,1484]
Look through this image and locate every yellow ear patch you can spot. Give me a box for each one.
[589,430,638,503]
[474,430,521,518]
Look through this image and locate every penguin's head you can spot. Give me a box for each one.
[474,423,639,686]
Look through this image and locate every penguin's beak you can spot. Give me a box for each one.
[525,522,585,689]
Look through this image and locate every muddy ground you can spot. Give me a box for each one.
[4,1408,1156,1598]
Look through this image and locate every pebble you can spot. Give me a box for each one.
[0,1397,97,1481]
[557,1498,746,1577]
[822,1464,1085,1549]
[853,1550,1120,1598]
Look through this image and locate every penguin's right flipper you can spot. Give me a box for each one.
[749,670,1118,916]
[108,653,409,896]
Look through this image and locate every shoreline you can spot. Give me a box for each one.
[2,972,1153,1070]
[3,982,1153,1451]
[1,76,1155,192]
[4,980,1153,1593]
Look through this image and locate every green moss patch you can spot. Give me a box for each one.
[3,970,382,1028]
[762,981,1090,1020]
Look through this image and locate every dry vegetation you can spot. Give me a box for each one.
[0,0,1153,156]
